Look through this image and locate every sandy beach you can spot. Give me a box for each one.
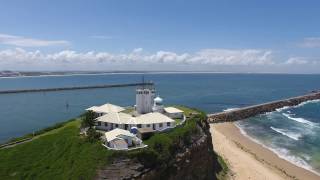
[210,122,320,180]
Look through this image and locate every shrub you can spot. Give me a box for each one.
[129,149,159,168]
[81,111,95,128]
[86,128,102,142]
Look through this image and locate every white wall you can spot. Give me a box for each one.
[136,88,155,114]
[166,112,183,119]
[96,121,176,132]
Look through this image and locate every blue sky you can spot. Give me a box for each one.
[0,0,320,73]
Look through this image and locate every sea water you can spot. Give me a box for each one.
[236,100,320,174]
[0,73,319,173]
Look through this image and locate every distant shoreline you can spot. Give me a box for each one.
[1,71,320,79]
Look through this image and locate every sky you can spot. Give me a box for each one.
[0,0,320,73]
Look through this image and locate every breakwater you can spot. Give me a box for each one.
[0,82,154,94]
[208,91,320,123]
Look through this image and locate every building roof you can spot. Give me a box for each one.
[135,112,175,124]
[96,112,133,124]
[164,107,184,114]
[86,103,125,114]
[104,128,135,142]
[96,112,174,125]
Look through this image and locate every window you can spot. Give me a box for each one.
[115,124,118,128]
[159,123,163,128]
[104,122,108,127]
[137,124,142,128]
[167,122,171,127]
[146,124,150,128]
[97,121,101,126]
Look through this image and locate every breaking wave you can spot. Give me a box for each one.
[270,126,301,141]
[276,99,320,112]
[223,107,239,112]
[235,123,320,176]
[282,113,317,127]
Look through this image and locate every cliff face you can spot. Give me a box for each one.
[141,119,220,180]
[96,116,223,180]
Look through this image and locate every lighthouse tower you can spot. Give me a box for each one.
[136,82,155,114]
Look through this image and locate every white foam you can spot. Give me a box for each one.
[234,123,320,176]
[270,147,319,175]
[223,107,239,112]
[295,99,320,108]
[275,99,320,113]
[270,126,301,141]
[282,113,317,127]
[276,106,291,112]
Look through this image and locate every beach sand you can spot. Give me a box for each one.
[210,122,320,180]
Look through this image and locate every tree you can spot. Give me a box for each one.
[81,111,95,128]
[86,128,102,142]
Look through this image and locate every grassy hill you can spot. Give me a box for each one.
[0,107,228,180]
[0,120,113,179]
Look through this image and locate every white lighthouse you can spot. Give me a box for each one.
[136,83,155,114]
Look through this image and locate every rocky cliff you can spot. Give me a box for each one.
[95,114,224,180]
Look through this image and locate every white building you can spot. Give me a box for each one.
[103,128,143,150]
[95,112,175,131]
[86,103,125,117]
[136,84,155,114]
[164,107,184,119]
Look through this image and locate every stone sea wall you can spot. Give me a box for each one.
[208,91,320,123]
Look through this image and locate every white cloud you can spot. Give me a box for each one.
[0,33,70,47]
[193,49,274,65]
[285,57,308,65]
[1,48,319,72]
[285,57,319,65]
[298,37,320,48]
[0,48,275,67]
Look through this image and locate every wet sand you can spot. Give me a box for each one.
[210,122,320,180]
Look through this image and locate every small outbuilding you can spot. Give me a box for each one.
[137,128,155,140]
[103,128,142,150]
[164,107,184,119]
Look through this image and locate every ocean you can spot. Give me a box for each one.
[0,73,319,173]
[236,100,320,175]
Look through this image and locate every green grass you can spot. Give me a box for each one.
[216,155,229,180]
[1,119,77,146]
[0,120,113,180]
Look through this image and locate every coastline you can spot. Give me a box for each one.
[2,71,319,79]
[210,122,320,180]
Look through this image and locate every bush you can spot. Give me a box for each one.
[86,128,102,142]
[81,111,95,128]
[129,149,159,168]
